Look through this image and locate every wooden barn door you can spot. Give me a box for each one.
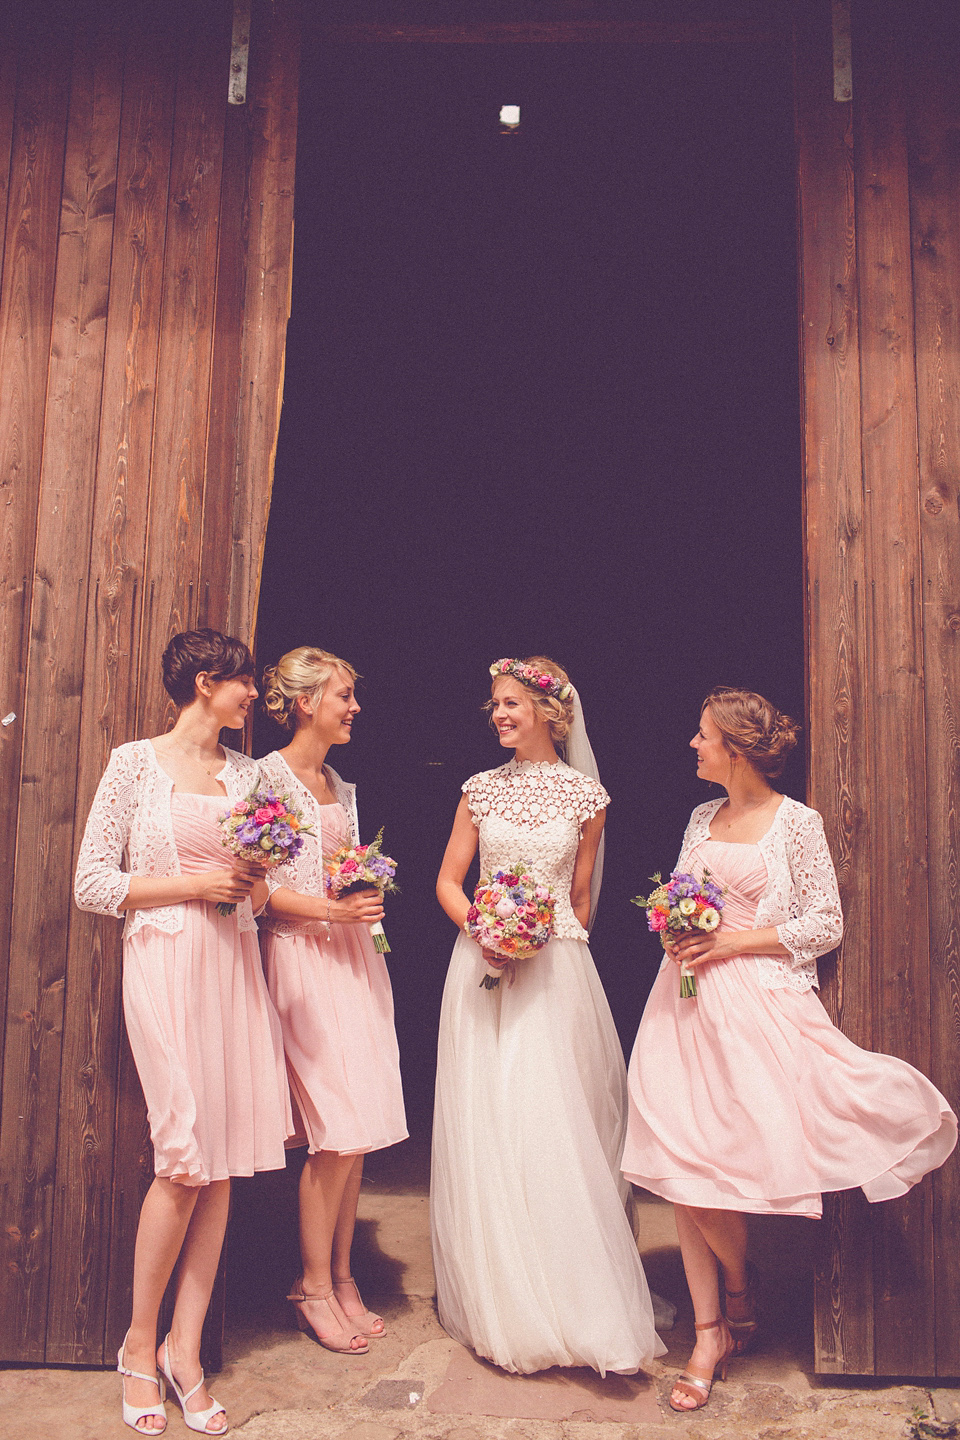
[0,0,298,1364]
[796,0,960,1376]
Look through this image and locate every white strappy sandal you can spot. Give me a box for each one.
[117,1332,167,1434]
[158,1333,227,1435]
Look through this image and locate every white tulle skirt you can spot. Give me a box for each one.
[430,931,666,1376]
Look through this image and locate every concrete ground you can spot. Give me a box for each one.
[1,1139,956,1440]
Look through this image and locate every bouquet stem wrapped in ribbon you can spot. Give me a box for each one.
[217,788,312,916]
[632,869,726,999]
[325,828,398,953]
[465,865,556,990]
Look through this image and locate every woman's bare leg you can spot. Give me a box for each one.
[330,1155,364,1282]
[121,1178,201,1433]
[670,1204,747,1410]
[330,1156,384,1333]
[159,1179,231,1433]
[297,1150,367,1348]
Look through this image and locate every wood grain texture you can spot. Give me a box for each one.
[49,15,180,1364]
[199,79,253,637]
[222,0,299,644]
[0,0,301,1366]
[84,26,180,1366]
[0,0,20,1095]
[907,33,960,1377]
[2,19,124,1366]
[794,0,873,1376]
[135,2,231,738]
[0,23,74,1362]
[0,24,18,301]
[853,7,934,1377]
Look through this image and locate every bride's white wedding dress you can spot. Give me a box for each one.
[430,758,666,1376]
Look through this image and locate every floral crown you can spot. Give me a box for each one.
[489,658,574,702]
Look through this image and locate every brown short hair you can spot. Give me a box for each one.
[161,629,255,707]
[702,686,800,780]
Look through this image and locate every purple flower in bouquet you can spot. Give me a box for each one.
[216,786,312,917]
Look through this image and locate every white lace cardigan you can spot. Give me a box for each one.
[74,738,261,939]
[674,795,843,992]
[258,751,360,937]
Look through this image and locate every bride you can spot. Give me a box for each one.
[431,656,667,1376]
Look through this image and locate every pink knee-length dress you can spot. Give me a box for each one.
[123,792,293,1185]
[259,754,407,1156]
[623,837,957,1218]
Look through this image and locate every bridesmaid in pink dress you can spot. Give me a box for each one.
[75,630,292,1436]
[258,647,407,1355]
[622,687,957,1415]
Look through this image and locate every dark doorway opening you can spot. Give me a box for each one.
[255,34,802,1139]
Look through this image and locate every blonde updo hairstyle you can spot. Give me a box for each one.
[488,655,576,747]
[262,647,359,733]
[703,686,800,780]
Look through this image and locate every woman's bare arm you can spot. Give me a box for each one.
[436,796,480,930]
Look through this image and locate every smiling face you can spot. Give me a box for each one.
[296,666,360,746]
[690,704,738,785]
[206,672,258,730]
[490,677,548,752]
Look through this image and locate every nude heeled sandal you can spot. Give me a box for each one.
[668,1316,735,1412]
[287,1278,369,1354]
[332,1275,386,1338]
[117,1332,167,1434]
[159,1334,227,1435]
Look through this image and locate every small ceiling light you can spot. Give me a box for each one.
[499,105,520,132]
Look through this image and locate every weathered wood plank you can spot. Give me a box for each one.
[47,15,179,1364]
[907,33,960,1378]
[0,23,74,1362]
[136,3,231,739]
[75,19,180,1367]
[853,7,934,1377]
[222,0,299,644]
[2,19,123,1367]
[198,88,252,636]
[0,24,19,300]
[794,0,874,1376]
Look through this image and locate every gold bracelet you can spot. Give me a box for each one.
[323,896,332,940]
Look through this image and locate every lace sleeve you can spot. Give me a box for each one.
[575,774,610,824]
[461,770,492,825]
[776,807,844,967]
[74,748,138,918]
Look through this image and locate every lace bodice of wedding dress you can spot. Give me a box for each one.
[463,759,609,941]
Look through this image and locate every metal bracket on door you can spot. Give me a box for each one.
[229,0,251,105]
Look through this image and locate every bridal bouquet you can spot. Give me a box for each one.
[217,787,311,916]
[325,828,398,953]
[465,866,556,990]
[632,869,725,999]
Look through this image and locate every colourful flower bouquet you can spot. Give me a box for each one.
[217,787,311,916]
[325,828,398,953]
[631,869,726,999]
[465,866,556,990]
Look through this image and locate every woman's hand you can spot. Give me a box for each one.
[194,860,263,906]
[665,922,788,969]
[481,947,516,988]
[665,929,738,969]
[331,887,385,925]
